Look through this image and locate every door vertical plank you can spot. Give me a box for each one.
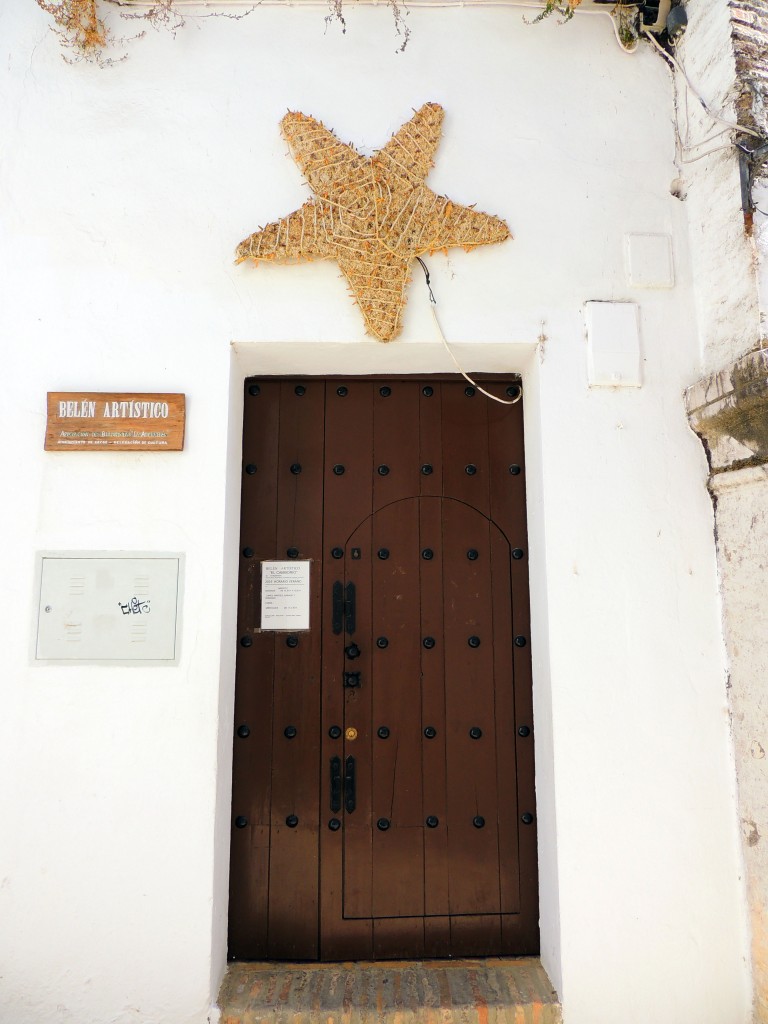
[369,385,425,957]
[369,500,425,957]
[267,380,325,959]
[489,528,521,915]
[372,380,422,509]
[487,385,539,952]
[440,382,491,515]
[420,496,451,956]
[228,379,281,959]
[320,379,374,959]
[342,517,374,920]
[441,502,502,919]
[419,382,443,499]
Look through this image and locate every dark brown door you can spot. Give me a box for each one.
[229,377,538,961]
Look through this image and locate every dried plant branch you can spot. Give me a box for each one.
[34,0,107,50]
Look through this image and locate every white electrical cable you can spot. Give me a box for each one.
[416,258,522,407]
[642,27,763,141]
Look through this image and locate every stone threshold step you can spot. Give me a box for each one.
[219,957,561,1024]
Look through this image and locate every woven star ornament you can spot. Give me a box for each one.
[236,103,510,342]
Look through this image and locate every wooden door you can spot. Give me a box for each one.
[228,377,538,961]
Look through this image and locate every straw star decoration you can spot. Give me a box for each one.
[235,103,510,342]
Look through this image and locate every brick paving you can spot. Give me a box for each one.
[218,958,561,1024]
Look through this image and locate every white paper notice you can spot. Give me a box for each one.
[260,560,311,630]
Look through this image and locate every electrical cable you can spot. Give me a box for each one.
[642,27,763,141]
[415,258,522,406]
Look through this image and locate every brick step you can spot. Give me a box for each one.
[218,958,561,1024]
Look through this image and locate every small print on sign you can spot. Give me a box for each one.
[260,561,311,631]
[45,392,185,452]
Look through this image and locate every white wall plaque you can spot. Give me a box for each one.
[35,553,183,664]
[585,301,642,388]
[260,560,311,631]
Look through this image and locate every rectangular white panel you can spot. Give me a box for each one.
[35,553,183,664]
[260,560,311,631]
[625,233,674,289]
[585,301,642,388]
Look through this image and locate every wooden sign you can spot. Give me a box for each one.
[45,393,185,452]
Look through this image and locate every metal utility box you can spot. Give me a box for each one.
[35,553,183,665]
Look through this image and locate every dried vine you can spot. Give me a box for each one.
[34,0,410,60]
[33,0,107,51]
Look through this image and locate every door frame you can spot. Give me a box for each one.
[215,342,557,977]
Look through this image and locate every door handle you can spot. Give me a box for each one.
[332,581,356,635]
[330,756,342,812]
[345,582,356,635]
[344,756,356,814]
[332,582,343,636]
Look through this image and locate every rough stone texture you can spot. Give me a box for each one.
[217,959,561,1024]
[676,0,761,373]
[710,466,768,1024]
[687,348,768,1022]
[731,0,768,138]
[686,344,768,472]
[682,8,768,1019]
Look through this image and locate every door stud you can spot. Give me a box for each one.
[473,816,485,829]
[377,818,390,831]
[468,636,481,648]
[377,726,390,739]
[424,726,437,739]
[237,724,250,739]
[469,727,483,739]
[235,816,248,829]
[376,637,389,649]
[329,725,342,739]
[328,818,341,830]
[426,816,439,828]
[286,815,299,828]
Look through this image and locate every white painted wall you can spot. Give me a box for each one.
[0,4,751,1023]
